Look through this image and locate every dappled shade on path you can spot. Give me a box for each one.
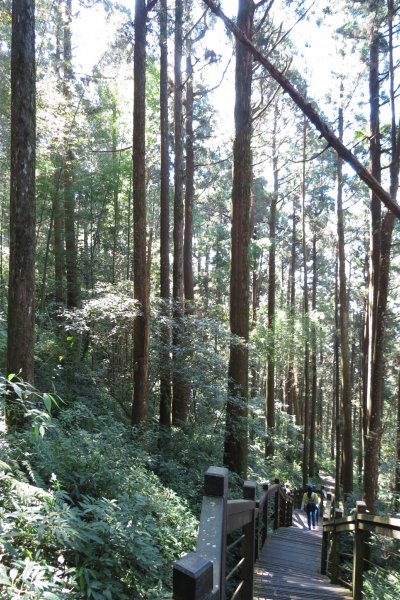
[254,509,351,599]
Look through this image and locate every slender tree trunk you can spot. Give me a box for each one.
[184,5,194,305]
[40,210,54,310]
[111,105,120,285]
[172,0,187,424]
[131,0,150,425]
[301,117,310,488]
[309,233,317,477]
[159,0,171,429]
[53,166,64,304]
[364,0,398,511]
[396,366,400,492]
[330,365,336,463]
[286,201,296,420]
[251,225,261,398]
[63,0,79,308]
[126,174,132,280]
[224,0,254,479]
[361,255,369,471]
[53,13,64,304]
[265,106,278,457]
[364,1,382,511]
[7,0,36,428]
[334,259,341,503]
[337,102,353,497]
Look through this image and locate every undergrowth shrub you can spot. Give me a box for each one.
[0,383,198,599]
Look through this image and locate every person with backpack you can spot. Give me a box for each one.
[301,483,319,530]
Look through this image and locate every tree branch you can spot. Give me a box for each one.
[146,0,158,12]
[202,0,400,219]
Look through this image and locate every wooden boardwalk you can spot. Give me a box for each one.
[254,510,352,600]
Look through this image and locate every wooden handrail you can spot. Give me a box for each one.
[322,500,400,599]
[173,466,293,600]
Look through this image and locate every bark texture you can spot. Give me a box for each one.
[172,0,187,424]
[7,0,36,426]
[337,104,353,497]
[265,107,278,457]
[223,0,254,479]
[159,0,172,428]
[132,0,150,425]
[63,0,80,308]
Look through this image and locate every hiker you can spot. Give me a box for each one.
[301,483,319,530]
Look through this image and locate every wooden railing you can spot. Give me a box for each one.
[322,500,400,599]
[173,466,293,600]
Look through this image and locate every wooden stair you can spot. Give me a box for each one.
[253,510,352,599]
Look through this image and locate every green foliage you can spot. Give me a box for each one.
[363,535,400,600]
[0,381,198,599]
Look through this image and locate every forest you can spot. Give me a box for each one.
[1,0,400,597]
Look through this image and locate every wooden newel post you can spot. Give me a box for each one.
[262,483,269,545]
[242,481,256,600]
[280,487,287,527]
[321,524,328,575]
[326,492,333,520]
[173,553,213,600]
[331,508,342,584]
[352,501,368,600]
[244,481,258,558]
[319,486,324,524]
[274,478,280,530]
[200,466,229,600]
[287,493,292,526]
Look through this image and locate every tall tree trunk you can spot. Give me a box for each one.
[337,102,353,497]
[286,201,296,420]
[301,117,310,488]
[172,0,187,424]
[53,12,64,304]
[63,0,79,308]
[111,104,120,285]
[7,0,36,428]
[364,0,382,512]
[364,0,398,511]
[184,4,194,305]
[159,0,171,429]
[396,365,400,493]
[223,0,254,479]
[251,224,261,399]
[53,166,64,304]
[131,0,149,425]
[265,106,278,457]
[334,258,341,502]
[40,209,54,310]
[309,233,317,477]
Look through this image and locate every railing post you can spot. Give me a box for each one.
[274,478,280,530]
[319,485,332,575]
[173,553,213,600]
[283,485,290,526]
[289,492,294,526]
[280,487,287,527]
[242,481,256,600]
[196,466,229,600]
[326,492,333,520]
[319,486,324,525]
[262,483,269,545]
[321,525,328,575]
[330,508,342,584]
[352,501,368,600]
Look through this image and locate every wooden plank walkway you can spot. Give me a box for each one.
[254,509,352,600]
